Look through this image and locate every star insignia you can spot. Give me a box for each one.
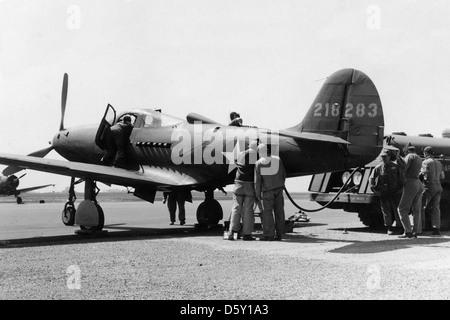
[221,141,244,174]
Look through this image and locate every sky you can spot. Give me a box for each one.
[1,0,450,195]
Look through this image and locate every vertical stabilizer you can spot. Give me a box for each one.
[289,68,384,166]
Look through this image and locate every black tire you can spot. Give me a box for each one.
[80,204,105,231]
[196,200,223,226]
[357,205,385,229]
[16,197,23,204]
[440,200,450,231]
[62,205,76,226]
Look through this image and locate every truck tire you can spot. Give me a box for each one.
[357,205,385,229]
[440,200,450,231]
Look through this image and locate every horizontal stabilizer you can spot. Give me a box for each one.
[259,128,350,145]
[18,184,55,194]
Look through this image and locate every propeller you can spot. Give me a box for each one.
[2,146,54,176]
[60,73,68,131]
[1,74,67,176]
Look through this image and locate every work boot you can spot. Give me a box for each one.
[432,228,441,236]
[398,232,414,239]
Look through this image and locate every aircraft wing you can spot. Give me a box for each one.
[17,184,55,194]
[0,153,217,188]
[259,129,350,145]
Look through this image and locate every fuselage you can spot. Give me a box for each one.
[51,108,380,192]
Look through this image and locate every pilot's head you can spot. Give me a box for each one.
[123,116,132,124]
[230,112,240,120]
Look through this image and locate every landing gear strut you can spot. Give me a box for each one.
[196,189,223,226]
[62,177,77,226]
[62,177,105,231]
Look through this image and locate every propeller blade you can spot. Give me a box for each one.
[18,173,27,180]
[2,146,54,176]
[2,166,22,176]
[28,146,54,158]
[60,73,68,131]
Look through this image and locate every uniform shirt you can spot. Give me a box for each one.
[403,153,423,179]
[421,156,444,184]
[235,149,257,183]
[370,161,402,194]
[255,155,286,195]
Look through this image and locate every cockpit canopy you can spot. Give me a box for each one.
[114,109,184,129]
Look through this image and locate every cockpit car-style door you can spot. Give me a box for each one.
[95,104,116,150]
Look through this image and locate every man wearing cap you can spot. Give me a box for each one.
[420,146,445,235]
[227,140,258,241]
[370,150,403,235]
[229,112,243,127]
[397,145,424,238]
[255,143,287,241]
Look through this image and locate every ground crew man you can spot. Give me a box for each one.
[227,140,258,241]
[255,143,286,241]
[370,150,403,235]
[163,189,192,225]
[397,145,424,238]
[420,146,444,235]
[229,112,243,127]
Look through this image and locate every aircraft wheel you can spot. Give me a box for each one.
[16,196,23,204]
[439,200,450,231]
[357,204,384,229]
[80,204,105,231]
[62,204,76,226]
[196,199,223,226]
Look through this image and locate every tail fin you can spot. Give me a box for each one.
[290,68,384,166]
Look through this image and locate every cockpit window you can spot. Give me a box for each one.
[143,112,182,128]
[117,114,137,125]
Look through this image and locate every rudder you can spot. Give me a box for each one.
[291,68,384,166]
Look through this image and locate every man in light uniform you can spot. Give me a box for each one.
[397,145,424,238]
[420,146,444,235]
[228,141,258,241]
[254,143,286,241]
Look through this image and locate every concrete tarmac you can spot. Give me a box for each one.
[3,196,450,300]
[0,196,334,243]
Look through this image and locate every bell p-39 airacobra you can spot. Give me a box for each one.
[0,171,53,204]
[0,69,385,231]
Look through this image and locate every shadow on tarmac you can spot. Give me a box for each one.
[0,223,225,249]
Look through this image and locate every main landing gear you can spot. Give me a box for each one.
[61,177,105,232]
[196,189,224,227]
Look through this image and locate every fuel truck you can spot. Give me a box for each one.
[308,130,450,230]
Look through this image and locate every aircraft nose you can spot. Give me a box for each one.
[52,129,71,152]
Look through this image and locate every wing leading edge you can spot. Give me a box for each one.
[0,153,215,189]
